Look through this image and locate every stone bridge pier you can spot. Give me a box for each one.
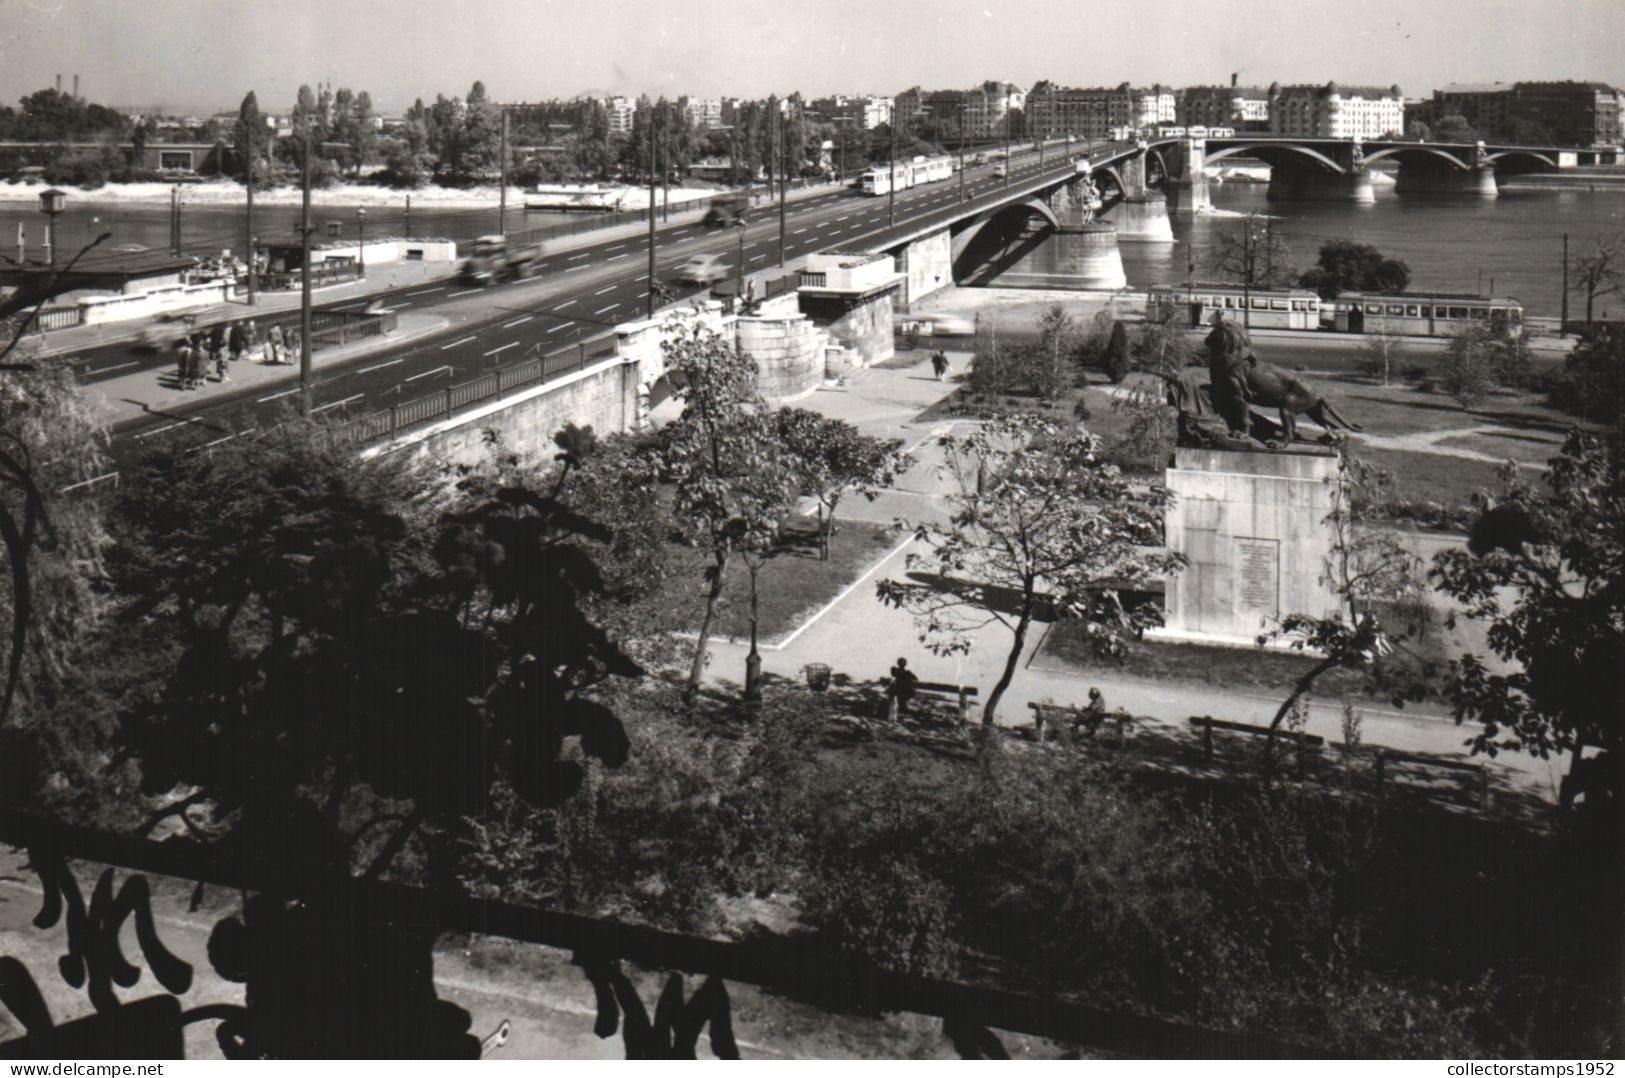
[1394,159,1497,196]
[1100,148,1174,242]
[1259,141,1375,204]
[1161,138,1212,215]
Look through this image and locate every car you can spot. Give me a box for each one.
[673,253,729,285]
[894,313,975,338]
[992,164,1007,179]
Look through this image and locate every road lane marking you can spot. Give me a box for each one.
[594,304,618,315]
[606,244,625,251]
[607,253,627,261]
[256,387,299,403]
[359,358,405,373]
[555,299,576,308]
[568,253,590,260]
[793,228,808,234]
[90,361,137,374]
[441,335,477,350]
[593,285,616,295]
[545,323,570,334]
[635,274,649,281]
[483,342,520,357]
[502,315,533,328]
[449,289,481,297]
[406,365,452,382]
[407,287,444,296]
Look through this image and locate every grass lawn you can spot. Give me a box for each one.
[657,517,902,643]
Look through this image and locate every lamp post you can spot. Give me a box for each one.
[355,207,366,279]
[37,188,65,267]
[299,119,314,418]
[735,218,746,308]
[245,121,257,305]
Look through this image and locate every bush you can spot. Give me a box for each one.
[1545,327,1624,424]
[801,857,957,978]
[1103,321,1132,384]
[1438,327,1500,409]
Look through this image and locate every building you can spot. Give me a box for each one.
[893,87,924,127]
[1430,82,1513,136]
[1510,81,1623,146]
[1025,82,1170,141]
[962,81,1025,138]
[604,96,636,135]
[1179,82,1271,130]
[1268,82,1404,139]
[682,97,722,130]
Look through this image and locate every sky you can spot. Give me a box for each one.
[2,0,1623,114]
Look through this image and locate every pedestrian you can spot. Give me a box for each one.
[175,337,192,389]
[228,320,247,363]
[208,322,226,366]
[284,327,301,364]
[181,335,202,390]
[266,323,286,365]
[213,341,230,383]
[244,320,260,363]
[931,350,949,381]
[887,656,919,719]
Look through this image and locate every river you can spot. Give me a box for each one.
[1105,181,1624,317]
[3,177,1620,319]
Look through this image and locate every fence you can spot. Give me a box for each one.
[255,260,362,292]
[0,808,1308,1058]
[325,333,621,449]
[32,305,85,331]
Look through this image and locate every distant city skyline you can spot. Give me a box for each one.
[2,0,1622,114]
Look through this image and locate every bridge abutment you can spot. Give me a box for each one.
[1165,138,1213,215]
[1105,195,1175,242]
[1394,161,1497,197]
[1266,165,1375,204]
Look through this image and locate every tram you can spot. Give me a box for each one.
[1328,292,1524,335]
[1146,285,1322,330]
[859,154,954,196]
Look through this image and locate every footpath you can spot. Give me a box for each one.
[696,354,1564,805]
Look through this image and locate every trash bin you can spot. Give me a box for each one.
[803,663,831,693]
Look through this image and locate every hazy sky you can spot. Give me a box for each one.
[3,0,1623,114]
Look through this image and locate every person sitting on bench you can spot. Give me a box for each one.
[1078,687,1108,734]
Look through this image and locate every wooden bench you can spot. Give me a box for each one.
[1371,748,1490,811]
[1188,715,1326,773]
[1028,702,1135,746]
[880,677,978,721]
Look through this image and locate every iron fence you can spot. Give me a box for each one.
[33,305,85,331]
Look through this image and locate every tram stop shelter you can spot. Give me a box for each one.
[0,249,199,302]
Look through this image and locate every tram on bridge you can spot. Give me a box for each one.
[859,154,954,196]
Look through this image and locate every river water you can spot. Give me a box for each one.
[3,178,1620,318]
[1107,181,1623,318]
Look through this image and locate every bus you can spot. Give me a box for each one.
[1329,292,1524,335]
[1147,284,1322,330]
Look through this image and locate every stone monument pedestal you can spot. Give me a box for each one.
[1148,446,1343,649]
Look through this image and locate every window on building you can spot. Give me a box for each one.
[1406,304,1421,317]
[1448,306,1469,319]
[159,150,192,170]
[1387,304,1405,315]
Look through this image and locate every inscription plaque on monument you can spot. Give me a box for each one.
[1235,537,1280,614]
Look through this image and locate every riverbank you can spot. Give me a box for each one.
[0,177,720,210]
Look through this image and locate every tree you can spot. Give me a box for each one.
[1433,112,1478,143]
[1298,240,1411,300]
[1572,233,1622,327]
[1257,455,1425,782]
[1438,325,1501,409]
[659,320,796,699]
[1546,326,1625,424]
[232,91,271,186]
[460,80,503,181]
[1205,214,1297,306]
[1131,305,1196,379]
[1024,303,1086,402]
[1405,119,1432,141]
[774,410,908,560]
[1431,431,1623,817]
[109,421,639,886]
[877,415,1180,725]
[1356,322,1408,385]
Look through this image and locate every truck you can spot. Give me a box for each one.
[703,193,750,227]
[458,234,544,286]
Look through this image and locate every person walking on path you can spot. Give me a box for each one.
[244,320,260,363]
[207,322,226,368]
[266,323,286,365]
[930,350,949,381]
[174,337,192,390]
[228,320,247,364]
[886,657,919,720]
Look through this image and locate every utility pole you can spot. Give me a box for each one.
[958,105,966,203]
[170,185,181,256]
[661,102,671,223]
[887,118,896,227]
[404,194,411,238]
[245,122,257,305]
[836,120,844,186]
[1560,232,1569,337]
[1242,218,1252,330]
[299,120,313,417]
[498,106,508,234]
[777,105,787,266]
[1003,108,1011,190]
[646,106,657,319]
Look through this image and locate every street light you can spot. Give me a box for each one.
[37,188,65,267]
[735,218,746,308]
[355,207,366,279]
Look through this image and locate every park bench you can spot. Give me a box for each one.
[1028,702,1136,747]
[1370,748,1491,811]
[1188,715,1326,774]
[879,677,978,722]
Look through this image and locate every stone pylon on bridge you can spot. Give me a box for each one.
[1101,146,1174,242]
[1161,138,1213,215]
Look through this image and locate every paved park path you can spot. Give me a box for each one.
[696,354,1566,805]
